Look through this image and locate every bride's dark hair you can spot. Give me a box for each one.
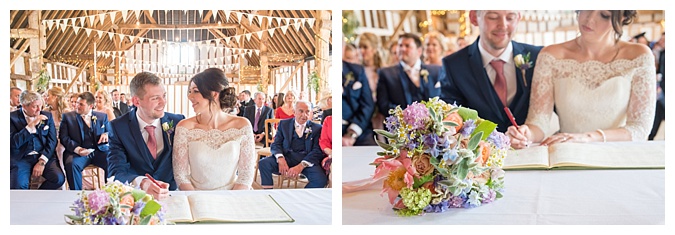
[575,10,638,41]
[189,68,238,112]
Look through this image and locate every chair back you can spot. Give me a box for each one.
[264,118,281,147]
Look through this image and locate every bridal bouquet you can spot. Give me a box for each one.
[372,98,508,216]
[65,177,168,225]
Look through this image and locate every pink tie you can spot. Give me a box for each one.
[145,125,157,159]
[489,59,507,107]
[254,108,261,132]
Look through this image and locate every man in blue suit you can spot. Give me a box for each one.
[60,91,110,190]
[377,33,443,117]
[342,60,375,146]
[10,90,65,189]
[440,10,542,133]
[258,100,326,189]
[107,72,185,200]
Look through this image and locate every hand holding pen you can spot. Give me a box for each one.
[144,173,170,200]
[504,107,532,149]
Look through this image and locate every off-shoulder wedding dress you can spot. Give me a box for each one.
[172,126,256,190]
[525,52,656,140]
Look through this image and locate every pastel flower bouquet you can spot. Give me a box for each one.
[372,98,509,216]
[65,178,169,225]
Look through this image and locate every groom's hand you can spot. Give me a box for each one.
[142,178,170,200]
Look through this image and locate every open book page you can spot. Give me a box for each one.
[161,195,195,223]
[503,144,551,170]
[188,193,294,223]
[549,141,665,169]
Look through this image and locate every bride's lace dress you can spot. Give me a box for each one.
[526,52,656,140]
[172,126,256,190]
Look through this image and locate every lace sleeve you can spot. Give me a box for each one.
[525,53,557,136]
[235,126,256,187]
[624,53,656,140]
[172,126,191,186]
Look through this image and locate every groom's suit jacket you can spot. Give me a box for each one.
[270,118,324,166]
[376,62,442,116]
[107,109,185,190]
[439,37,542,132]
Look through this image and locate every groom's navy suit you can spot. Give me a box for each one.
[440,37,542,132]
[107,109,185,190]
[59,110,110,190]
[10,109,65,189]
[258,118,327,188]
[377,62,442,116]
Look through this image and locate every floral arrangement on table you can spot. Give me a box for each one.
[64,177,169,225]
[371,97,509,216]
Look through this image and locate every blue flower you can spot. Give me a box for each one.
[385,115,399,132]
[487,130,510,149]
[460,119,476,136]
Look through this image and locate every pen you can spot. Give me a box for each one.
[503,107,519,130]
[145,173,166,189]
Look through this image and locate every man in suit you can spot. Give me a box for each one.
[244,91,274,145]
[377,32,443,117]
[60,91,110,190]
[10,87,22,112]
[649,34,665,140]
[107,72,185,200]
[237,90,253,117]
[10,90,65,189]
[258,100,327,189]
[342,60,375,146]
[440,10,543,133]
[110,89,129,117]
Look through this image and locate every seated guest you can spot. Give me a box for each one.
[10,90,65,189]
[377,33,443,116]
[238,90,253,117]
[342,60,375,146]
[319,115,332,186]
[244,91,274,145]
[275,90,296,120]
[258,100,327,189]
[10,87,22,112]
[60,92,110,190]
[111,89,130,117]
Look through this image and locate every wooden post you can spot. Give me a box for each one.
[28,10,43,91]
[260,17,269,94]
[314,10,331,101]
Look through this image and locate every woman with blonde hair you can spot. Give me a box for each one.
[94,89,116,120]
[423,31,448,65]
[275,90,296,120]
[44,86,71,189]
[357,32,386,142]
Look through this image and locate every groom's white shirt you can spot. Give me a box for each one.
[132,111,164,188]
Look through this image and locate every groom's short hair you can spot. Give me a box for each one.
[130,72,162,99]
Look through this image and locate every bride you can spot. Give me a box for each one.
[507,10,656,149]
[172,68,256,190]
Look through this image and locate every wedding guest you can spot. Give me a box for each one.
[44,87,71,188]
[244,91,275,146]
[377,33,442,115]
[343,42,360,64]
[649,33,665,140]
[173,68,256,190]
[59,92,110,190]
[318,91,332,124]
[275,92,285,110]
[10,87,22,112]
[237,90,253,117]
[358,32,387,141]
[342,60,375,146]
[111,89,129,117]
[630,32,650,47]
[68,93,79,111]
[440,10,543,133]
[107,72,185,200]
[319,115,332,186]
[423,31,447,66]
[275,90,296,120]
[444,35,460,56]
[507,10,656,148]
[94,90,116,120]
[386,41,399,66]
[258,100,327,189]
[457,37,470,49]
[10,90,65,189]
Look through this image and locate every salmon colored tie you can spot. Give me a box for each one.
[145,125,157,159]
[490,59,507,107]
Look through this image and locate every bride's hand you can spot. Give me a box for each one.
[541,133,588,146]
[506,125,532,149]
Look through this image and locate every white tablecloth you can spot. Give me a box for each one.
[342,146,665,225]
[10,188,332,225]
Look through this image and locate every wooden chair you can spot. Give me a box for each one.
[255,118,280,183]
[82,164,105,189]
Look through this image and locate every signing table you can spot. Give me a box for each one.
[342,145,665,225]
[11,188,331,225]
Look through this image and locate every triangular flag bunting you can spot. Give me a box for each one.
[245,33,252,41]
[97,30,104,38]
[257,15,264,25]
[63,18,70,26]
[72,18,77,27]
[99,13,107,25]
[47,20,54,30]
[79,17,86,27]
[223,11,230,22]
[108,32,114,40]
[236,12,243,23]
[134,10,141,19]
[121,10,128,22]
[247,50,252,57]
[197,10,202,19]
[308,18,315,27]
[234,35,241,44]
[248,15,253,25]
[294,22,301,30]
[129,35,135,42]
[256,31,264,39]
[224,37,230,44]
[84,28,92,37]
[60,23,66,33]
[281,25,288,34]
[73,26,80,34]
[89,15,96,27]
[212,10,218,21]
[268,28,275,38]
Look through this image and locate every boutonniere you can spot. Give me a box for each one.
[162,120,175,135]
[40,120,49,131]
[304,126,312,138]
[420,69,429,84]
[514,52,533,87]
[343,71,355,87]
[91,116,97,125]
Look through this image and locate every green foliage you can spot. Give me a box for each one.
[342,11,360,43]
[308,70,321,95]
[36,68,50,93]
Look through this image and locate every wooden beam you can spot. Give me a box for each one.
[384,10,413,50]
[10,73,32,81]
[278,60,305,92]
[65,62,89,92]
[10,42,31,68]
[10,29,39,38]
[117,23,238,30]
[267,61,301,66]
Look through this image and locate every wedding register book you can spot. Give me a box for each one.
[503,141,665,170]
[163,193,294,223]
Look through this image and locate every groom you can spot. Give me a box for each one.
[258,100,327,189]
[107,72,185,200]
[439,10,542,133]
